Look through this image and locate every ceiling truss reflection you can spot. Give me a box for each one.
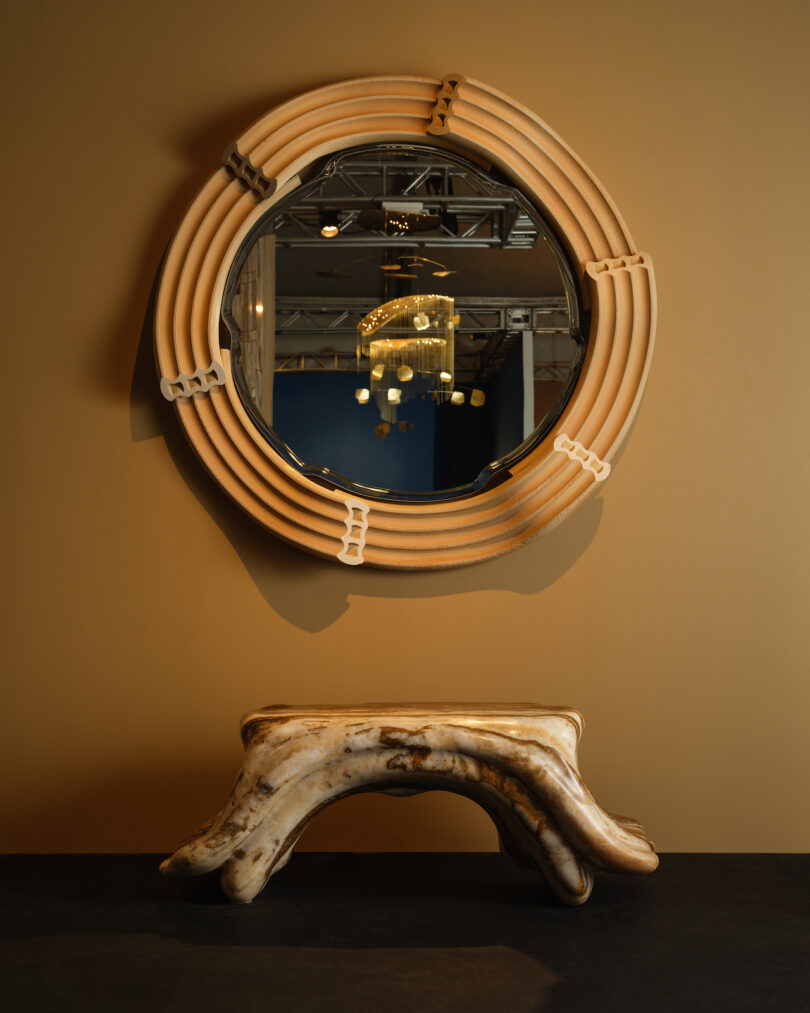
[276,157,540,249]
[274,295,569,335]
[272,295,572,383]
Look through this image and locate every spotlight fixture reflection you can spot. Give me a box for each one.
[355,388,370,404]
[320,210,340,238]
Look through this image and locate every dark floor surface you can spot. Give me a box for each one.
[1,853,808,1012]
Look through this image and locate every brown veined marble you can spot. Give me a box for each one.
[162,705,658,905]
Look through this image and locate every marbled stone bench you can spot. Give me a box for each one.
[162,704,658,905]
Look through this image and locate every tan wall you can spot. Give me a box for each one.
[2,0,808,855]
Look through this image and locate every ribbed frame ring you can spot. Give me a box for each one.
[154,74,656,569]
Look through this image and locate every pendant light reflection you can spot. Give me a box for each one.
[352,258,484,424]
[357,294,455,422]
[358,208,442,234]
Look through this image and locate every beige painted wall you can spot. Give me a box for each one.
[2,0,808,855]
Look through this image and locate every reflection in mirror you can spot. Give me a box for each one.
[223,145,585,501]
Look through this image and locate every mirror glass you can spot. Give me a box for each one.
[222,144,585,502]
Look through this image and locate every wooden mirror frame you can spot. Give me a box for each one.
[155,74,656,570]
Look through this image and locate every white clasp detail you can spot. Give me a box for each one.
[160,362,226,401]
[337,498,370,565]
[554,434,611,483]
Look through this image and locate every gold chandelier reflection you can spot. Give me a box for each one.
[356,294,455,421]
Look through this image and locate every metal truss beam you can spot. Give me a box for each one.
[271,297,573,382]
[271,156,540,248]
[274,351,572,382]
[274,296,569,337]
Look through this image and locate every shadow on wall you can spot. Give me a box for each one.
[131,285,605,632]
[94,89,303,408]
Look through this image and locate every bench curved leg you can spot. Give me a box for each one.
[162,705,657,906]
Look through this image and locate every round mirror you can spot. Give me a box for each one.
[155,74,655,568]
[222,145,585,502]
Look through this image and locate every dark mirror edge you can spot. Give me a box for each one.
[220,143,589,506]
